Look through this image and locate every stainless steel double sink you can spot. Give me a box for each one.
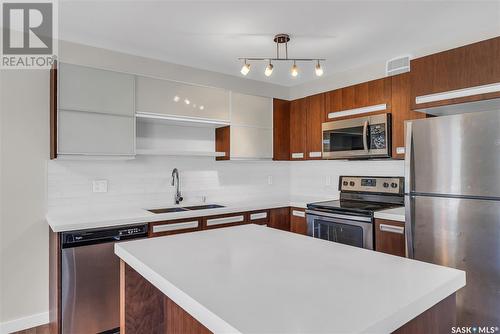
[147,204,224,214]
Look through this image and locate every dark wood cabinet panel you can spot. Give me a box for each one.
[410,36,500,109]
[290,208,307,235]
[202,212,249,230]
[341,77,391,111]
[248,209,270,225]
[375,219,406,257]
[289,98,308,160]
[215,126,230,161]
[268,207,291,231]
[306,94,325,160]
[325,88,342,119]
[391,73,426,159]
[272,99,291,161]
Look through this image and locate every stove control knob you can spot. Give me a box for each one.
[349,181,355,186]
[343,181,348,186]
[391,182,398,188]
[383,182,389,188]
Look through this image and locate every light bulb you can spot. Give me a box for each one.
[173,95,180,102]
[184,99,190,105]
[291,62,299,77]
[240,61,250,76]
[264,62,274,77]
[315,61,323,76]
[199,105,204,110]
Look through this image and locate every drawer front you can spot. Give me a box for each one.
[149,218,202,237]
[203,212,248,229]
[290,207,307,235]
[248,210,270,224]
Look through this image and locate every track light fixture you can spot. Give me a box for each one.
[238,34,325,78]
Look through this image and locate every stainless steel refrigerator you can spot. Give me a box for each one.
[405,109,500,326]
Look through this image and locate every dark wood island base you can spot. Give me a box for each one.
[120,261,456,334]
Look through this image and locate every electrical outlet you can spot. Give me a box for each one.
[325,176,331,186]
[267,176,273,185]
[92,180,108,193]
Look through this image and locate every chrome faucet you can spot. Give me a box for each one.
[171,168,183,204]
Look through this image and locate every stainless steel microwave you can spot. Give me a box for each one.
[322,113,391,159]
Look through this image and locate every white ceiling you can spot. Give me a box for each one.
[59,1,500,87]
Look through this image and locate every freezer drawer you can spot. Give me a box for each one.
[407,195,500,326]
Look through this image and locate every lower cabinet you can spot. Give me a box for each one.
[290,208,307,235]
[374,219,406,257]
[149,218,202,237]
[268,207,290,231]
[203,212,248,229]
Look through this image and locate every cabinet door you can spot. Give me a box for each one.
[390,73,426,159]
[231,93,272,128]
[272,99,290,161]
[203,212,248,229]
[248,210,270,225]
[230,126,272,159]
[59,63,134,116]
[341,78,391,111]
[290,208,307,235]
[268,207,291,231]
[410,37,500,109]
[375,219,405,257]
[58,110,135,156]
[306,94,325,159]
[136,76,230,121]
[289,98,307,160]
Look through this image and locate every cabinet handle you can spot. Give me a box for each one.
[308,151,322,158]
[250,212,267,220]
[153,221,199,233]
[291,153,304,159]
[379,224,404,234]
[292,210,305,218]
[206,215,245,226]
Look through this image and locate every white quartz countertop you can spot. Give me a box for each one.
[115,224,465,334]
[374,206,406,222]
[46,195,333,232]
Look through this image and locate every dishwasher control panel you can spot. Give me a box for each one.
[62,224,148,248]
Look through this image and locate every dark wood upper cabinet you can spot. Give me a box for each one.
[215,126,230,161]
[341,77,391,111]
[410,36,500,109]
[390,73,426,159]
[289,98,308,160]
[272,99,291,161]
[305,93,325,160]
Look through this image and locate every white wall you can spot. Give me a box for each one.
[0,70,50,332]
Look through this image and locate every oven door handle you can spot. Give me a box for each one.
[305,209,372,222]
[363,120,369,151]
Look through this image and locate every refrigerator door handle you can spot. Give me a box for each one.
[404,121,413,194]
[405,195,414,259]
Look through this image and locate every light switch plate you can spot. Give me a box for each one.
[396,147,406,154]
[325,176,331,186]
[267,176,273,185]
[92,180,108,193]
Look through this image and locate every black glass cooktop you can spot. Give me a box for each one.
[307,200,401,215]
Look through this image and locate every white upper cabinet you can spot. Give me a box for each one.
[59,63,134,116]
[231,93,273,128]
[227,93,273,160]
[135,76,230,121]
[57,63,135,157]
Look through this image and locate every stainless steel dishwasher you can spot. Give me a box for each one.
[61,224,147,334]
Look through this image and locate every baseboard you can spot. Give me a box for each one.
[0,312,49,334]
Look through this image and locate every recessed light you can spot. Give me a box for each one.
[173,96,180,102]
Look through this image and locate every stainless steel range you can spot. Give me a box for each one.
[306,176,404,249]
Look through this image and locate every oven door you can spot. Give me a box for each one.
[322,113,391,159]
[306,210,373,249]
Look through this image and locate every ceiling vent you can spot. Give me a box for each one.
[386,56,411,76]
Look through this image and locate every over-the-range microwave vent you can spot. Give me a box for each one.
[386,56,410,76]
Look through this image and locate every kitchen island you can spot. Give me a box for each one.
[115,224,465,334]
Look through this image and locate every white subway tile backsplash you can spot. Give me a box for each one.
[48,156,404,208]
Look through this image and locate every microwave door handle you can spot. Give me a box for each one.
[362,120,369,151]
